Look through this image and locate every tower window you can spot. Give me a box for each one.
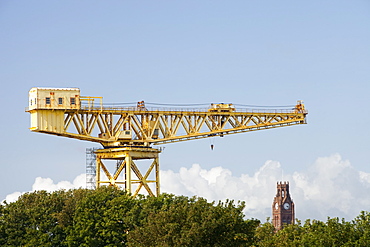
[58,97,63,105]
[46,97,51,105]
[282,191,285,197]
[70,97,76,105]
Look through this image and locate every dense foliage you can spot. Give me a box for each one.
[0,187,369,246]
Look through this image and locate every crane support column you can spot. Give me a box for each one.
[94,147,161,196]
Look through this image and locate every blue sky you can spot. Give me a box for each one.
[1,1,370,221]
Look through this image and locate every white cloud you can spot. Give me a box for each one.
[32,174,87,191]
[3,154,370,222]
[161,154,370,221]
[3,174,86,204]
[161,160,282,220]
[292,154,370,220]
[4,192,23,204]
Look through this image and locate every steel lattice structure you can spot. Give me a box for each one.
[27,87,307,196]
[35,107,307,147]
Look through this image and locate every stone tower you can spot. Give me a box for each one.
[272,181,295,230]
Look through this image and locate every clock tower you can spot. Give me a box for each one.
[272,181,295,230]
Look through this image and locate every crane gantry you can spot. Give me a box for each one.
[27,87,307,196]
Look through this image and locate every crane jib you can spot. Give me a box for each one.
[27,87,307,196]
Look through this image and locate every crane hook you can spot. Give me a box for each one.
[210,144,214,150]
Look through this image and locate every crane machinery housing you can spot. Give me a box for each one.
[27,87,307,196]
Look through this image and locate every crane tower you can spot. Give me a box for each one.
[26,87,307,196]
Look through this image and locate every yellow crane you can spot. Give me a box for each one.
[26,87,307,196]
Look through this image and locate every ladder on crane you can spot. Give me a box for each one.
[26,87,307,196]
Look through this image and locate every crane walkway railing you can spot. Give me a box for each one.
[78,105,304,114]
[25,105,305,114]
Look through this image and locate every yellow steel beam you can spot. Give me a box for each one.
[94,147,161,196]
[27,90,307,197]
[29,106,307,147]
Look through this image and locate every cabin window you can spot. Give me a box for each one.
[58,97,63,105]
[30,99,32,105]
[46,97,51,105]
[70,97,76,105]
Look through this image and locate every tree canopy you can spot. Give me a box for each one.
[0,187,369,246]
